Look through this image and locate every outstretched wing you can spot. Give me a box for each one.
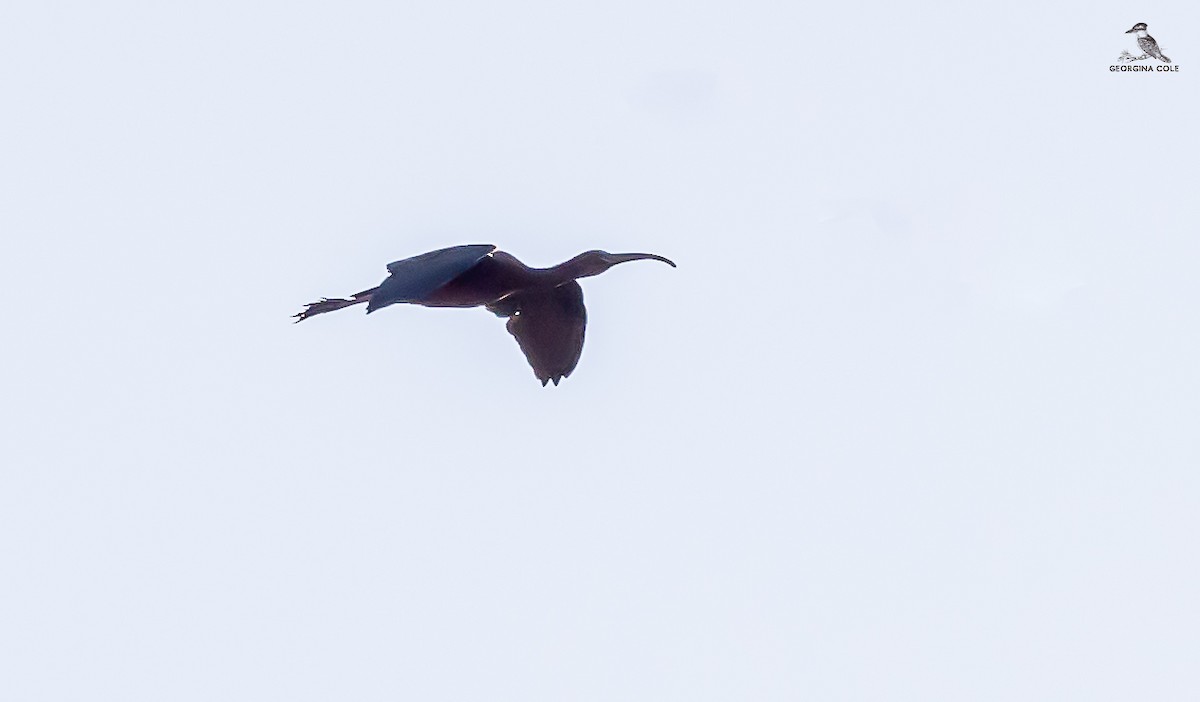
[367,244,496,313]
[490,283,587,386]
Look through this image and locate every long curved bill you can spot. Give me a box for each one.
[609,252,677,268]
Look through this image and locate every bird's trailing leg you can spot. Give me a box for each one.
[293,287,378,322]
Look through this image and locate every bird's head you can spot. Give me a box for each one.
[1126,22,1148,33]
[565,250,677,279]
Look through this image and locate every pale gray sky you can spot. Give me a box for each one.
[2,1,1199,700]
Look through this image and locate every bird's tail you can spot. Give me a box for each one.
[293,287,378,323]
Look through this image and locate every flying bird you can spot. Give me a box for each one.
[294,245,675,385]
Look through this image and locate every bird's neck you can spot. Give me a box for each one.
[492,251,577,287]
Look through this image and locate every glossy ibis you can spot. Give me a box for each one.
[294,245,675,385]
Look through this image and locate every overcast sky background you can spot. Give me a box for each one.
[2,1,1199,699]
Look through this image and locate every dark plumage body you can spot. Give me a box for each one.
[295,245,675,385]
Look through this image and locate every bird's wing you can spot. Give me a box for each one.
[490,283,587,386]
[368,244,496,313]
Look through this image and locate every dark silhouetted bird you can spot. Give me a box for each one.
[295,245,675,385]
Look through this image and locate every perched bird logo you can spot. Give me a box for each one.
[1120,22,1172,63]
